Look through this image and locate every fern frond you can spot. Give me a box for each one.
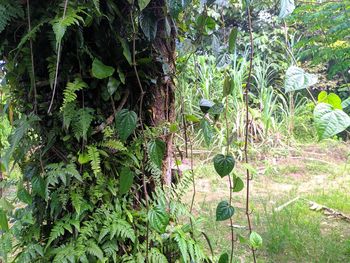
[46,162,82,186]
[60,78,88,111]
[52,8,85,47]
[174,230,188,263]
[148,248,168,263]
[62,102,76,129]
[72,107,94,141]
[85,239,104,261]
[100,139,126,152]
[171,170,193,201]
[110,219,135,242]
[0,0,24,33]
[87,146,101,176]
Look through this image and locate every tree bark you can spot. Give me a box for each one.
[147,0,176,185]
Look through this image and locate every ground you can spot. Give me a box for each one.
[183,140,350,262]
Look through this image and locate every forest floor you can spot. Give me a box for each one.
[184,140,350,262]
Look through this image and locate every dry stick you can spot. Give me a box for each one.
[47,0,69,114]
[26,0,37,113]
[245,4,257,263]
[130,9,149,262]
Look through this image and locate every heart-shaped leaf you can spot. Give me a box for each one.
[284,66,318,93]
[216,201,234,221]
[148,139,166,169]
[115,109,138,141]
[92,59,115,79]
[232,176,244,192]
[213,154,235,177]
[314,103,350,140]
[119,167,134,195]
[250,231,263,249]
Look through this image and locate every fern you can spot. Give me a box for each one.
[110,219,135,242]
[85,239,104,261]
[174,230,188,263]
[70,190,91,217]
[46,163,82,186]
[60,78,88,111]
[101,241,118,261]
[47,217,80,247]
[52,8,85,47]
[100,139,127,152]
[171,170,194,201]
[87,146,101,176]
[148,248,168,263]
[72,107,94,141]
[62,102,76,129]
[0,0,23,33]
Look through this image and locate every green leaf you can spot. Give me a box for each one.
[249,231,263,249]
[0,198,14,212]
[119,38,132,65]
[218,253,229,263]
[0,209,9,232]
[318,92,342,110]
[228,27,238,53]
[223,75,232,97]
[119,167,134,195]
[139,0,151,11]
[31,175,46,199]
[317,91,328,103]
[213,154,235,177]
[115,109,138,141]
[185,114,200,123]
[148,205,169,233]
[17,185,32,204]
[107,77,120,96]
[232,177,244,192]
[92,59,115,79]
[148,139,166,169]
[279,0,295,19]
[78,152,90,164]
[314,103,350,140]
[200,118,213,147]
[284,66,318,93]
[140,13,158,41]
[327,93,342,110]
[216,201,234,221]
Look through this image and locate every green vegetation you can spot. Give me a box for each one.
[0,0,349,262]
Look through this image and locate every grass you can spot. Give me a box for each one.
[184,140,350,262]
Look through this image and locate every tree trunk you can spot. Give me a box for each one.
[147,0,176,185]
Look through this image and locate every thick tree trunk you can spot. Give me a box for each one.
[147,0,176,185]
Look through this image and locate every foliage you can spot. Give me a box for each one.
[290,1,350,79]
[0,0,208,262]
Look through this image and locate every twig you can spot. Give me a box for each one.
[130,7,149,262]
[47,0,69,114]
[245,3,257,263]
